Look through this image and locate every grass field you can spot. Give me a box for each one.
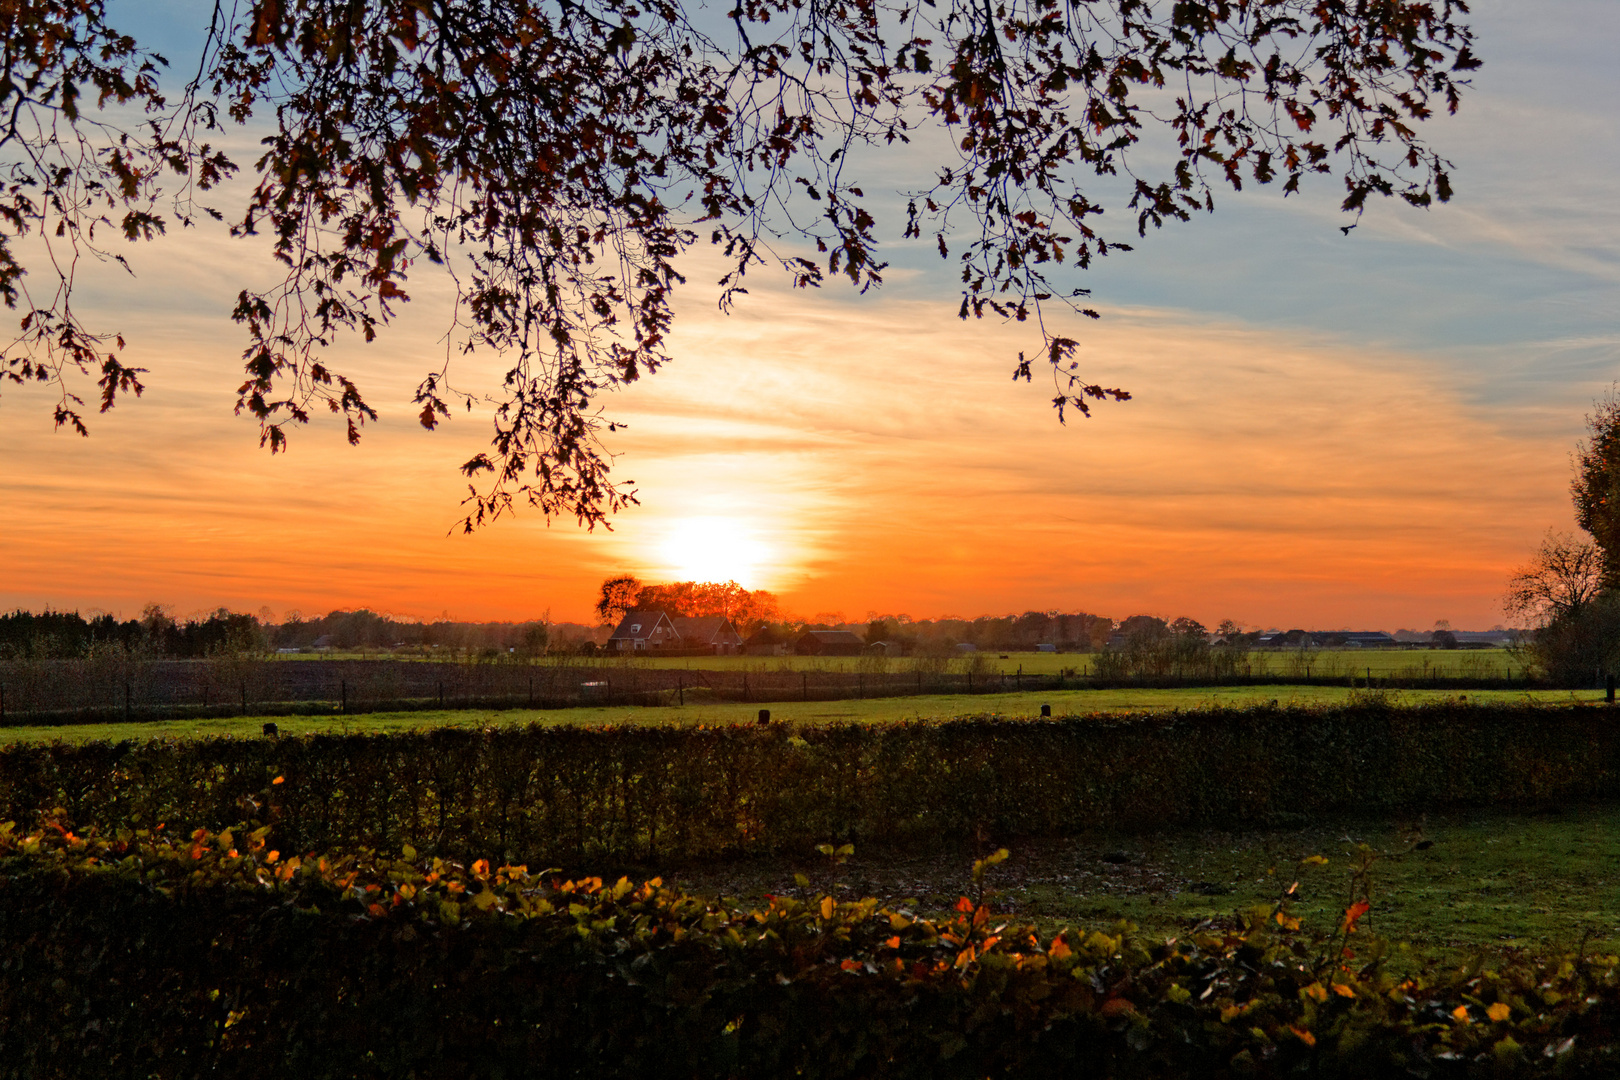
[630,648,1527,680]
[0,684,1601,745]
[669,803,1620,969]
[268,648,1526,679]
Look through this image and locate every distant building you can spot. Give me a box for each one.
[312,635,335,651]
[796,630,867,656]
[743,626,791,656]
[1035,643,1058,653]
[670,615,744,655]
[607,610,680,652]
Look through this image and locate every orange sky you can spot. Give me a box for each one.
[0,2,1614,631]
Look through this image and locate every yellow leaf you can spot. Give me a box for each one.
[1304,983,1328,1002]
[1487,1002,1511,1022]
[1452,1005,1471,1023]
[820,896,835,920]
[1302,855,1328,865]
[1333,983,1356,999]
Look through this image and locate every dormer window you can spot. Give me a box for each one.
[631,623,642,633]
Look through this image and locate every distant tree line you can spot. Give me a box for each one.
[0,605,264,660]
[0,606,601,661]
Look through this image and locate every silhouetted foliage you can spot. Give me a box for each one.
[1573,390,1620,589]
[2,0,1478,527]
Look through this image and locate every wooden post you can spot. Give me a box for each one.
[678,675,684,707]
[241,683,247,715]
[743,673,749,702]
[529,675,534,707]
[802,673,808,702]
[438,681,444,708]
[341,680,347,713]
[125,680,132,723]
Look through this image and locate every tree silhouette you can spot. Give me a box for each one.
[2,0,1478,528]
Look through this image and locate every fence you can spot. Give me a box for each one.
[0,655,1547,726]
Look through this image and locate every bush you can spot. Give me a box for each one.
[1529,594,1620,687]
[2,702,1618,867]
[1,818,1616,1079]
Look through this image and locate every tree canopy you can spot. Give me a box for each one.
[1,0,1478,529]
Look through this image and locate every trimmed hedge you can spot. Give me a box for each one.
[1,818,1617,1078]
[2,702,1618,865]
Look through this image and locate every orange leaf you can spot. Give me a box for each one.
[840,959,861,972]
[1290,1026,1316,1047]
[1333,983,1356,999]
[1487,1002,1510,1022]
[1304,983,1328,1002]
[1452,1005,1471,1023]
[1048,937,1072,960]
[271,776,285,785]
[885,936,901,949]
[1340,900,1370,934]
[954,896,974,913]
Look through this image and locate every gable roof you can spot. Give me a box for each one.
[799,630,865,645]
[670,615,741,643]
[607,610,676,641]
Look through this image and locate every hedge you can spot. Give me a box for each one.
[2,702,1617,865]
[1,816,1617,1079]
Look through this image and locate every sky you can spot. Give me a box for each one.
[1,0,1616,630]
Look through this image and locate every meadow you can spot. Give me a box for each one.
[287,647,1527,680]
[0,683,1597,744]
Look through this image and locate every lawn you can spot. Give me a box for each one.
[667,802,1620,970]
[269,647,1527,679]
[0,684,1600,744]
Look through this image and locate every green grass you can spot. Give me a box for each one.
[668,803,1620,970]
[0,684,1601,745]
[266,648,1526,679]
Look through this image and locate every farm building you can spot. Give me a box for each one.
[796,630,867,656]
[743,627,791,656]
[607,610,680,652]
[670,615,744,655]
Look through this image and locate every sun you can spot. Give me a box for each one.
[659,517,772,588]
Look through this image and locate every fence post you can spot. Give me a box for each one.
[743,673,749,702]
[678,675,684,706]
[341,680,347,714]
[859,672,864,698]
[125,680,132,723]
[802,673,808,702]
[529,675,534,708]
[438,681,444,708]
[241,682,247,715]
[1,682,6,724]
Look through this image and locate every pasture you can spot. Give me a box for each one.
[0,683,1599,745]
[671,802,1620,968]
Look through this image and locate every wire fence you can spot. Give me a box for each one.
[0,655,1551,727]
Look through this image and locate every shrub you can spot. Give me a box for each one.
[1,817,1616,1078]
[1,703,1617,867]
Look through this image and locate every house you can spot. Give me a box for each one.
[744,627,791,656]
[311,634,335,651]
[670,615,744,655]
[607,610,680,652]
[796,630,867,656]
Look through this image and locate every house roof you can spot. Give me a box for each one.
[670,615,739,642]
[745,626,788,645]
[607,610,674,640]
[798,630,866,645]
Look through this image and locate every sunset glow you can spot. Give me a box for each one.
[0,3,1613,631]
[657,518,774,590]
